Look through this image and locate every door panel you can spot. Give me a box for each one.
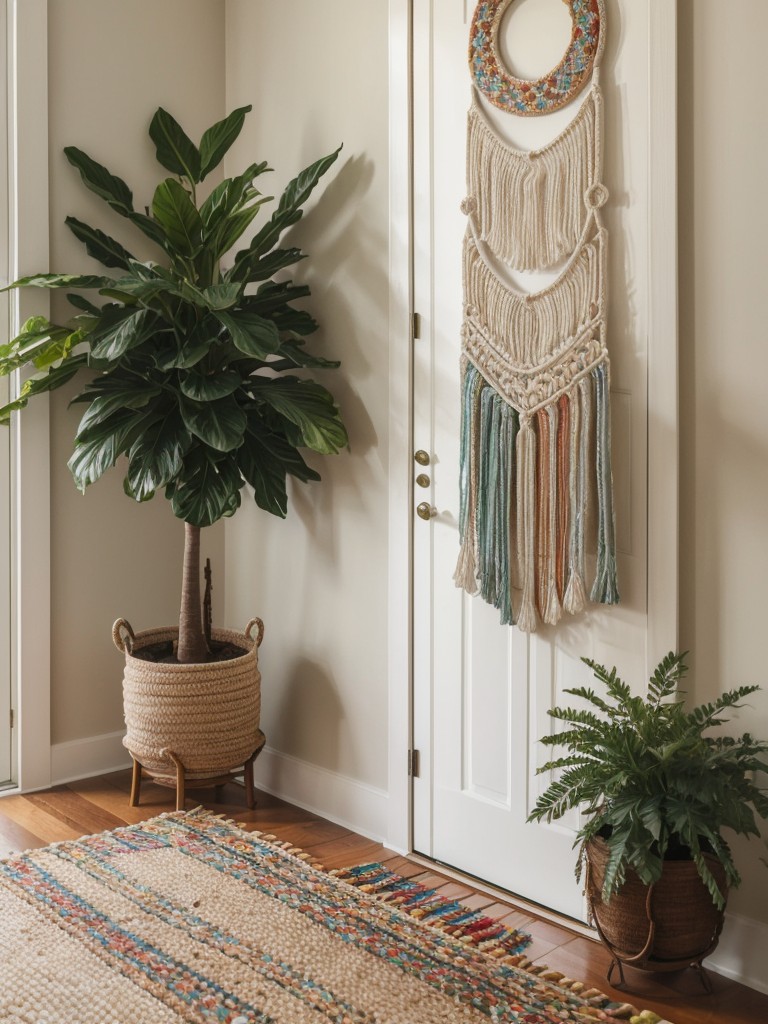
[412,0,674,921]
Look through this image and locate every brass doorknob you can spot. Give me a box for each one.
[414,450,430,466]
[416,502,437,521]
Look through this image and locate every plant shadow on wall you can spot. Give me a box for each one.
[238,154,384,644]
[0,104,349,805]
[528,652,768,989]
[270,657,346,777]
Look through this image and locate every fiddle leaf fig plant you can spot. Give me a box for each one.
[0,104,347,663]
[528,652,768,909]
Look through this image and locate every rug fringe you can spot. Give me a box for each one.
[333,863,642,1022]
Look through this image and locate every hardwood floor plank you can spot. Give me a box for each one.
[25,787,125,835]
[0,814,46,857]
[0,794,82,846]
[1,775,766,1024]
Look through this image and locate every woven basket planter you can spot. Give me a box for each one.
[113,618,263,784]
[585,835,727,966]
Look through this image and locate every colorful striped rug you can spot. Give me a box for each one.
[0,808,652,1023]
[332,862,532,959]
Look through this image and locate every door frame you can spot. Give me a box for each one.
[4,0,52,795]
[386,0,678,858]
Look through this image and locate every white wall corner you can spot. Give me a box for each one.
[51,731,130,787]
[706,910,768,997]
[253,746,388,844]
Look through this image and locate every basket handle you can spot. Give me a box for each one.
[112,618,135,655]
[245,617,265,648]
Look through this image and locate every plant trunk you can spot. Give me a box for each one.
[177,522,210,664]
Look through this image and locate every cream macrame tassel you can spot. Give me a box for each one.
[466,86,600,270]
[563,380,588,614]
[537,404,562,626]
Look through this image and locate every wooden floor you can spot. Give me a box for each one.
[1,770,766,1024]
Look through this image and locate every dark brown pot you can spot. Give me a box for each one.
[585,836,727,964]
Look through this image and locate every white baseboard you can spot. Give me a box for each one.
[706,909,768,996]
[51,731,131,786]
[253,745,388,844]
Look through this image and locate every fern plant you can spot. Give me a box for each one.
[528,652,768,909]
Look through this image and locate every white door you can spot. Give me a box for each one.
[411,0,677,920]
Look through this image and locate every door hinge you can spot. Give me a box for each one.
[412,312,422,340]
[408,748,421,778]
[9,708,14,730]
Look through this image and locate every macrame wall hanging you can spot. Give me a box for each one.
[455,0,619,632]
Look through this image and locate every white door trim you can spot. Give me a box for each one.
[385,0,413,856]
[7,0,52,793]
[646,0,679,666]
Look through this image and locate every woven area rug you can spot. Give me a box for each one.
[0,808,650,1023]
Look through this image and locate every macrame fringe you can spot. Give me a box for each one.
[466,87,600,270]
[463,225,603,369]
[516,416,538,633]
[455,362,618,631]
[563,376,589,615]
[590,361,620,604]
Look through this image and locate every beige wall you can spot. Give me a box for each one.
[47,0,225,745]
[678,0,768,924]
[223,0,391,791]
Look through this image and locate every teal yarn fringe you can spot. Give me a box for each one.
[456,359,619,629]
[590,362,620,605]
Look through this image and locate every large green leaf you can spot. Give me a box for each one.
[152,179,203,258]
[242,281,312,318]
[215,310,280,358]
[65,217,135,271]
[125,410,188,500]
[176,316,222,366]
[230,146,341,279]
[149,107,201,183]
[198,283,242,310]
[64,147,134,213]
[66,293,105,316]
[179,394,247,452]
[180,369,241,401]
[237,433,289,518]
[214,201,272,261]
[69,407,160,489]
[241,420,321,508]
[0,317,69,374]
[2,273,114,293]
[169,449,244,526]
[250,377,347,454]
[74,384,162,435]
[153,315,221,370]
[126,211,168,248]
[199,105,253,180]
[237,247,307,285]
[276,341,340,371]
[88,308,162,361]
[199,163,269,228]
[0,355,88,424]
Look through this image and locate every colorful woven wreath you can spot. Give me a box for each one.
[469,0,605,116]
